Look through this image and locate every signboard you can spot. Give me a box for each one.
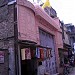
[21,48,31,60]
[25,48,31,59]
[0,51,4,63]
[21,49,25,60]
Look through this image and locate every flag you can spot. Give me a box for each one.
[42,0,51,9]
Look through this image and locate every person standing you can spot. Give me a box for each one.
[37,61,46,75]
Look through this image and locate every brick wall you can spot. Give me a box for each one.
[0,4,16,75]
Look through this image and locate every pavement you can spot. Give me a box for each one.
[68,67,75,75]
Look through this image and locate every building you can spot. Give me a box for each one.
[0,0,63,75]
[58,22,74,74]
[66,24,75,65]
[65,24,75,50]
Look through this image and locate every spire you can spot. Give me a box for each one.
[42,0,51,9]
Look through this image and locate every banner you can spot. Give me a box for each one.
[25,48,31,59]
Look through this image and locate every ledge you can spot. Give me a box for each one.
[17,0,35,13]
[17,0,62,32]
[34,5,61,31]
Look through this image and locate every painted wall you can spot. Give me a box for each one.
[54,31,63,73]
[39,29,56,74]
[35,5,63,73]
[17,0,37,43]
[17,0,63,74]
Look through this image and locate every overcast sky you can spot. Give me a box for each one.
[50,0,75,25]
[28,0,75,25]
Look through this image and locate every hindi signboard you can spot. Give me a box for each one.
[0,51,4,63]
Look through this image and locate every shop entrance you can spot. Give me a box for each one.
[21,46,37,75]
[21,59,37,75]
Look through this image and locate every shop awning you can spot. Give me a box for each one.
[18,40,52,49]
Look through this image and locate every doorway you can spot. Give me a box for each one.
[21,47,37,75]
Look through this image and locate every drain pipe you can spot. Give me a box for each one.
[13,2,19,75]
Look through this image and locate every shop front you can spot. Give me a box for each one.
[36,45,52,75]
[39,29,56,75]
[59,43,72,65]
[58,48,69,74]
[58,43,72,74]
[19,40,52,75]
[18,40,37,75]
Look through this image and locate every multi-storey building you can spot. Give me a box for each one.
[58,22,74,74]
[0,0,63,75]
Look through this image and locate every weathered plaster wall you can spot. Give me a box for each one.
[0,4,15,75]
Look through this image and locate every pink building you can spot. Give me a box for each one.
[17,0,63,75]
[0,0,63,75]
[17,0,63,74]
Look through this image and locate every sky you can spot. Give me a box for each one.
[28,0,75,25]
[50,0,75,25]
